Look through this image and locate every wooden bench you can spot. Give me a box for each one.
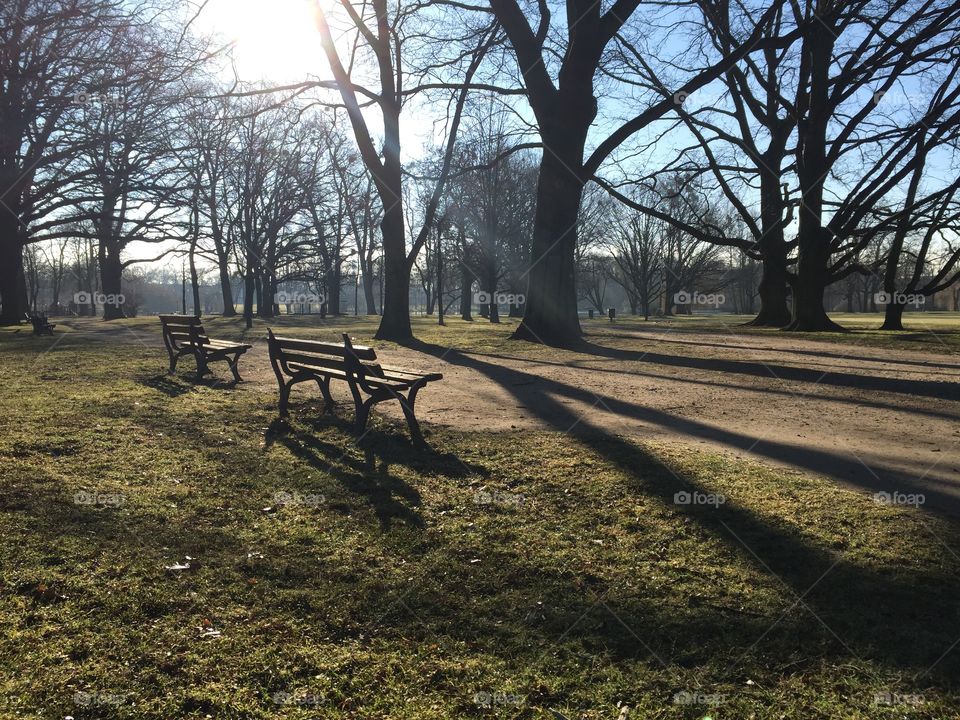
[26,313,55,336]
[159,315,252,382]
[267,330,442,443]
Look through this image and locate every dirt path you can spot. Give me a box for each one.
[56,318,960,515]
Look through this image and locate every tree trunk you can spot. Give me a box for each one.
[512,145,584,345]
[880,300,905,330]
[375,201,412,340]
[362,271,377,315]
[99,243,125,320]
[459,228,472,320]
[189,242,201,317]
[746,143,792,327]
[218,263,235,316]
[0,231,26,324]
[748,253,791,326]
[787,230,843,331]
[329,260,342,315]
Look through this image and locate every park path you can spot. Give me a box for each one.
[52,318,960,515]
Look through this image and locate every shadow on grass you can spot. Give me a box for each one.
[264,414,487,529]
[397,338,960,685]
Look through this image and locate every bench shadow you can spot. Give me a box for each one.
[264,415,487,529]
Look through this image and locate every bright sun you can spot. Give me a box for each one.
[199,0,326,81]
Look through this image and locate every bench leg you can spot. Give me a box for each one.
[168,352,179,375]
[317,376,335,412]
[195,353,209,380]
[279,380,292,417]
[355,398,374,436]
[398,385,424,445]
[227,354,243,383]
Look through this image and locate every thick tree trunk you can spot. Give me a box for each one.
[375,202,412,340]
[99,244,125,321]
[513,146,584,345]
[880,300,905,330]
[786,232,843,331]
[787,18,841,332]
[747,255,792,327]
[746,144,792,327]
[0,232,26,324]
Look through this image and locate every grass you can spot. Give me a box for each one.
[0,316,959,718]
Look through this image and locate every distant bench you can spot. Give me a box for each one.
[26,313,55,336]
[267,330,442,443]
[159,315,252,382]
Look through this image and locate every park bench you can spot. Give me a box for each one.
[26,312,55,336]
[267,330,442,443]
[159,314,252,382]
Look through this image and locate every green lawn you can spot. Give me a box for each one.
[0,317,958,718]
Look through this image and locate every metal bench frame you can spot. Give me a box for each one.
[160,315,251,382]
[267,330,442,443]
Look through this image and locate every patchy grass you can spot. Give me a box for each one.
[0,322,959,718]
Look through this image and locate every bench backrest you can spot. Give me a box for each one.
[159,315,210,349]
[267,329,379,382]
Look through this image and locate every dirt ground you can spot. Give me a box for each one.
[40,317,960,516]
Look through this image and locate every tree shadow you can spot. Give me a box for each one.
[456,349,960,423]
[574,340,960,401]
[395,338,960,685]
[599,330,960,372]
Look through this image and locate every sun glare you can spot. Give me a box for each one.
[200,0,325,81]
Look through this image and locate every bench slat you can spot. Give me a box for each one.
[271,336,377,360]
[159,314,202,325]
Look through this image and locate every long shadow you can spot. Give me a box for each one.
[458,350,960,423]
[599,330,960,372]
[576,340,960,401]
[409,340,960,513]
[399,338,960,683]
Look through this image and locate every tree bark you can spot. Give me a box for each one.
[99,242,125,320]
[880,300,905,331]
[0,229,26,324]
[512,143,584,345]
[375,201,412,340]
